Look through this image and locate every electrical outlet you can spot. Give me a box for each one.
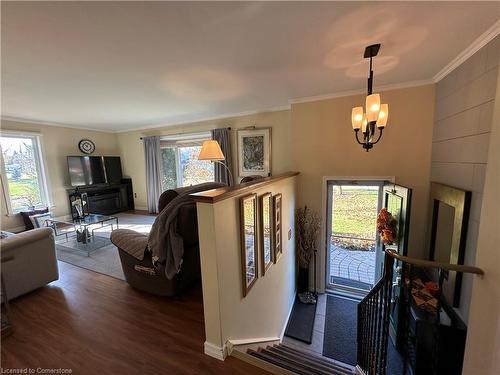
[134,193,137,198]
[288,229,292,240]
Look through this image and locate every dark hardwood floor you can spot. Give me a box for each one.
[1,261,268,375]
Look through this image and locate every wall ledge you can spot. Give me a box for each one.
[190,171,299,204]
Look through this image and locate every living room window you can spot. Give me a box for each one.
[160,133,214,191]
[0,132,51,214]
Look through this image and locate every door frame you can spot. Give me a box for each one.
[318,176,395,293]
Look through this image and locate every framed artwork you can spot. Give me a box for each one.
[259,193,274,275]
[240,193,258,297]
[273,193,283,262]
[237,128,272,177]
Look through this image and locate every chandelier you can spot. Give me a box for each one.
[351,43,389,152]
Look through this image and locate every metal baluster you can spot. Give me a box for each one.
[432,269,445,375]
[402,264,413,375]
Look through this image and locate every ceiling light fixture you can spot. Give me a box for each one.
[351,43,389,152]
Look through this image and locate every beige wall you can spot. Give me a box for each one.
[0,120,120,231]
[431,36,499,323]
[290,84,435,289]
[196,176,297,358]
[116,110,292,210]
[463,60,500,375]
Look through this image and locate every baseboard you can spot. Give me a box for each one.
[280,291,297,341]
[134,206,148,211]
[204,341,227,361]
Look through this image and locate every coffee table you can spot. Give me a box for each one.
[46,214,119,256]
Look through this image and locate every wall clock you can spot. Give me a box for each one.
[78,139,95,154]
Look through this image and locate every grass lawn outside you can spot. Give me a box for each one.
[331,185,379,251]
[7,178,42,211]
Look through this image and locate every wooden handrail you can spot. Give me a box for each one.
[385,248,484,275]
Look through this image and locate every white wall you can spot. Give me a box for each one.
[431,35,499,322]
[196,175,297,359]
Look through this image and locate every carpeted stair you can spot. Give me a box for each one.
[247,343,356,375]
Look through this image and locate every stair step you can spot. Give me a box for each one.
[247,344,355,375]
[264,346,343,375]
[269,345,354,375]
[247,349,317,375]
[277,344,355,373]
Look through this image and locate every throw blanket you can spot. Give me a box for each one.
[148,182,225,279]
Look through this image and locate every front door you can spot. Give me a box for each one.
[326,180,384,293]
[382,182,412,350]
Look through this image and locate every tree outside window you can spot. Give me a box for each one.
[0,135,49,212]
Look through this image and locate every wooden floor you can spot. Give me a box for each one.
[1,261,268,375]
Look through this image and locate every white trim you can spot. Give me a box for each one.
[160,131,211,142]
[288,79,433,105]
[134,206,148,211]
[204,341,227,361]
[433,20,500,83]
[0,132,53,214]
[1,116,115,134]
[280,292,297,341]
[228,337,280,347]
[115,105,291,133]
[319,176,394,293]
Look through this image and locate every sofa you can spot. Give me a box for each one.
[111,182,224,296]
[1,228,59,300]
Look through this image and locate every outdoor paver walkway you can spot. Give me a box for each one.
[330,245,376,285]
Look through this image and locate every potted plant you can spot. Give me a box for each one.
[296,206,320,304]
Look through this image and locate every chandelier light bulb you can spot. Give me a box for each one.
[376,104,389,128]
[362,114,368,133]
[365,93,381,122]
[351,107,364,130]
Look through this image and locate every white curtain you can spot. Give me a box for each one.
[143,136,162,213]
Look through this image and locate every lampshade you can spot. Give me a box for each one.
[365,93,381,122]
[361,114,368,133]
[376,104,389,128]
[351,107,364,130]
[198,140,225,161]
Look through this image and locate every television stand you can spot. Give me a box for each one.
[67,178,134,216]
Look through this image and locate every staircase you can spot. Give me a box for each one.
[246,343,356,374]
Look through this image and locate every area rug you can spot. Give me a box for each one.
[55,213,155,281]
[322,295,404,374]
[284,295,317,344]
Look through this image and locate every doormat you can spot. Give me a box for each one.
[284,295,317,344]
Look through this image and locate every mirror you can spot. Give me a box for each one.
[240,194,258,296]
[433,202,456,263]
[260,193,273,275]
[428,183,471,307]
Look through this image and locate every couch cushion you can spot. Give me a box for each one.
[19,207,49,230]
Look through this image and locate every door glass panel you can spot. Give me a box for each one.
[328,184,380,290]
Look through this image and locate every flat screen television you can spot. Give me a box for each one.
[68,156,123,186]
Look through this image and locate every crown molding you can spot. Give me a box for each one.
[433,19,500,83]
[288,79,434,105]
[115,104,291,133]
[0,116,115,133]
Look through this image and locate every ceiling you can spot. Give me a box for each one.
[2,1,499,132]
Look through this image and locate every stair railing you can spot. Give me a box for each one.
[357,248,483,375]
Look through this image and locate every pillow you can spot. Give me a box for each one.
[19,207,49,230]
[30,213,53,229]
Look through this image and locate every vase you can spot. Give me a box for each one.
[298,266,309,293]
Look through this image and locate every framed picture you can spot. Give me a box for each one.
[237,128,272,177]
[259,192,274,275]
[273,193,283,262]
[240,193,258,297]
